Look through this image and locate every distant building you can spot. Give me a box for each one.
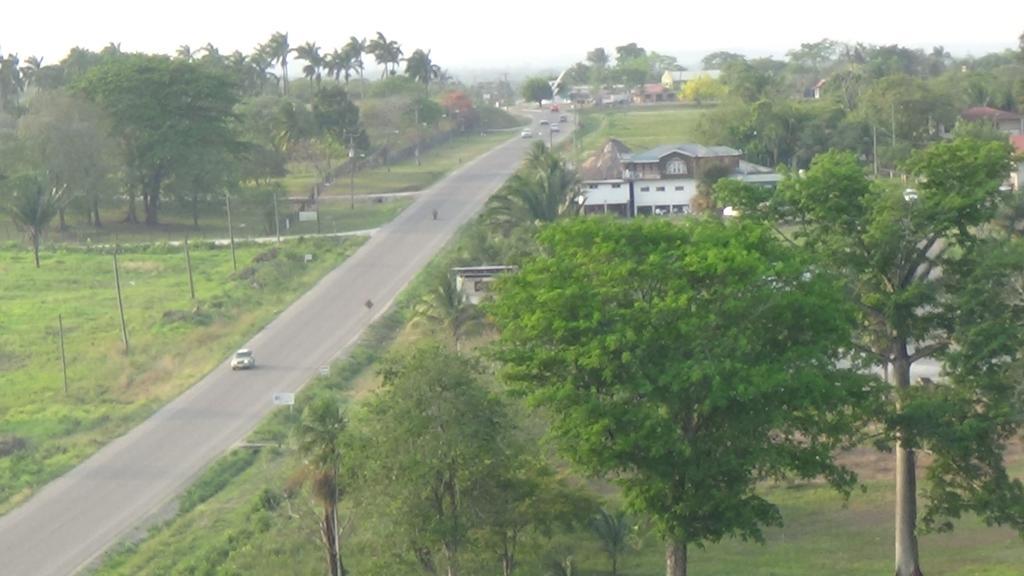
[1011,135,1024,192]
[660,70,722,90]
[452,266,517,304]
[960,107,1023,135]
[633,83,674,104]
[579,140,780,217]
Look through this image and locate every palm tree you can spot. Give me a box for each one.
[323,49,344,82]
[294,42,324,88]
[19,56,43,90]
[342,37,366,96]
[0,52,24,111]
[264,32,292,94]
[296,397,348,576]
[484,142,580,232]
[249,48,275,93]
[7,176,63,268]
[367,32,402,79]
[590,508,631,576]
[405,49,440,96]
[411,271,486,351]
[198,43,223,66]
[175,45,195,61]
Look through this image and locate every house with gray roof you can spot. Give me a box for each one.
[580,141,781,217]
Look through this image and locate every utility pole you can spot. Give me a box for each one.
[58,313,68,394]
[225,191,237,272]
[273,191,280,242]
[414,104,421,166]
[873,124,879,177]
[113,250,129,353]
[349,132,357,210]
[184,235,196,300]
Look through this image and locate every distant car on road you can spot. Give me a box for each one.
[230,349,255,370]
[559,114,568,123]
[550,124,561,133]
[539,119,550,126]
[520,128,533,138]
[550,104,560,112]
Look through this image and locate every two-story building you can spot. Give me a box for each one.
[579,140,780,217]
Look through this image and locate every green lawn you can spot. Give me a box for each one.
[577,105,709,157]
[0,237,364,514]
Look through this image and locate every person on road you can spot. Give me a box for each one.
[432,208,439,221]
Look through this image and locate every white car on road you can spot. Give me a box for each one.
[230,349,255,370]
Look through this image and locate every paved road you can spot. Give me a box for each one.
[0,109,569,576]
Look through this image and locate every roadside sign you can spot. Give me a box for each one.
[319,366,330,377]
[299,211,318,222]
[272,392,295,406]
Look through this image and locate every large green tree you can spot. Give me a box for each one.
[351,344,522,576]
[521,77,553,109]
[17,91,118,228]
[488,217,878,576]
[716,139,1024,576]
[76,56,239,225]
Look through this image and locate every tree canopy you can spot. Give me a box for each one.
[488,217,879,576]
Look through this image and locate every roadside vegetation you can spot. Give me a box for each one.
[0,237,363,513]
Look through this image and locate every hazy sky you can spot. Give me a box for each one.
[2,0,1021,74]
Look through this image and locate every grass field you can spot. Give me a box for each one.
[577,105,709,157]
[0,237,363,513]
[287,130,515,198]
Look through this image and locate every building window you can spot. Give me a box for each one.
[675,186,684,191]
[666,159,688,175]
[640,186,650,192]
[656,186,665,192]
[611,184,621,188]
[588,184,598,189]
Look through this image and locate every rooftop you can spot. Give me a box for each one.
[961,106,1021,122]
[624,144,742,163]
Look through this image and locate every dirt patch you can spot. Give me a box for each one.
[0,435,27,457]
[120,261,163,273]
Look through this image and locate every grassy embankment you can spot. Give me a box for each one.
[576,104,709,156]
[0,237,364,514]
[92,106,1024,575]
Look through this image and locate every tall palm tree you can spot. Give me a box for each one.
[296,397,348,576]
[19,56,43,90]
[0,52,24,111]
[264,32,292,94]
[323,49,344,82]
[294,41,324,88]
[198,43,223,66]
[249,48,275,93]
[175,45,195,61]
[367,32,402,79]
[7,176,63,268]
[405,49,440,96]
[484,142,580,232]
[411,271,486,351]
[590,508,632,576]
[342,37,366,96]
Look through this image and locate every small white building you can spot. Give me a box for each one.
[452,266,517,304]
[578,141,780,217]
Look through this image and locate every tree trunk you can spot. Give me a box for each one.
[32,233,40,268]
[192,193,200,229]
[125,187,138,224]
[893,354,923,576]
[143,172,162,226]
[666,540,687,576]
[320,503,345,576]
[58,207,67,231]
[93,196,102,228]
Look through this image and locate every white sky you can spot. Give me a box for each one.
[2,0,1020,75]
